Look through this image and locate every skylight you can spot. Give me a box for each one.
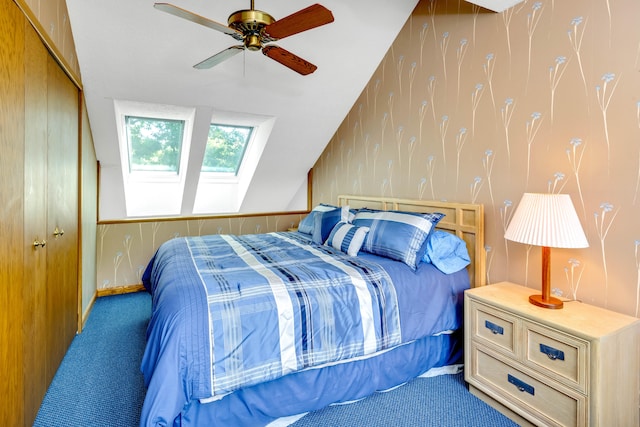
[108,100,275,219]
[125,116,185,173]
[202,124,252,175]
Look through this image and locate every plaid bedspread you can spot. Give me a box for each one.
[185,232,402,398]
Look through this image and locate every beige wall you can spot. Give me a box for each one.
[15,0,80,82]
[95,214,305,290]
[312,0,640,316]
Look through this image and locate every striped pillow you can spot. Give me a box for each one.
[325,222,369,256]
[353,209,444,270]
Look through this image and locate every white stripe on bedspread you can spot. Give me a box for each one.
[277,234,379,355]
[221,234,299,375]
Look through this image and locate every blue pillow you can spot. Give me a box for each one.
[298,204,344,235]
[353,209,444,270]
[312,208,344,244]
[422,230,471,274]
[325,222,369,256]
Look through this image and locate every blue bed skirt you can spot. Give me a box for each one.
[175,329,463,426]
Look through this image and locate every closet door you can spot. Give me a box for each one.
[0,1,26,424]
[23,20,50,426]
[46,51,79,383]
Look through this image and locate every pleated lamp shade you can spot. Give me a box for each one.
[505,193,588,309]
[504,193,588,249]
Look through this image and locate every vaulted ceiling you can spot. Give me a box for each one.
[66,0,420,219]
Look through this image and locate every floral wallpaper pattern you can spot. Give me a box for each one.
[18,0,80,80]
[312,0,640,316]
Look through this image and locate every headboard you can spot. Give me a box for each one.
[337,195,486,288]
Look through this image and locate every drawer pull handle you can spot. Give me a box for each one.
[484,320,504,335]
[508,374,535,396]
[540,344,565,361]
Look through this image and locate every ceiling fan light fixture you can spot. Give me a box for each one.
[244,34,262,51]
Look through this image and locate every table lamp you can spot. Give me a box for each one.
[504,193,588,309]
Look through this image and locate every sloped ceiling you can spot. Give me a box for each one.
[65,0,420,218]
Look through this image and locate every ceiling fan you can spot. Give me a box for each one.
[154,1,334,75]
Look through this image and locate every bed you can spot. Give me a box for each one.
[140,195,485,427]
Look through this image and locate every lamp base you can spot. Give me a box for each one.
[529,294,564,309]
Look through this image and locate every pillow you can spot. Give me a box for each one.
[298,204,348,235]
[353,209,444,270]
[324,222,369,256]
[422,230,471,274]
[347,208,358,223]
[312,208,344,244]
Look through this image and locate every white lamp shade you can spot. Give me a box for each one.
[504,193,589,248]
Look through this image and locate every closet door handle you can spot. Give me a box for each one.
[53,227,65,237]
[33,239,47,248]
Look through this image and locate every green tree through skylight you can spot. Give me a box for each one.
[202,124,252,174]
[125,116,184,173]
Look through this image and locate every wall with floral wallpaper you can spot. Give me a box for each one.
[16,0,80,82]
[96,214,305,291]
[312,0,640,316]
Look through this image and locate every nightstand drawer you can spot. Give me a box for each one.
[525,323,588,393]
[474,347,586,427]
[469,300,517,356]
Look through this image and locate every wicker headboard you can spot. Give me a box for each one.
[337,195,486,288]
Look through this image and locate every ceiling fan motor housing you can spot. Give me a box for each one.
[228,9,275,51]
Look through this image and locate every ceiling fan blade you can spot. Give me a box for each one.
[154,3,243,38]
[263,4,334,40]
[262,45,317,75]
[194,46,245,69]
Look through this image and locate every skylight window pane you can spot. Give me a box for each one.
[202,124,252,174]
[125,116,185,173]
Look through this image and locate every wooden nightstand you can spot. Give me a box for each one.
[464,282,640,427]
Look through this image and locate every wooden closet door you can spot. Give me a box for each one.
[23,20,50,426]
[46,52,79,382]
[0,0,26,425]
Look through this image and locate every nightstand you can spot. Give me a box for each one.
[464,282,640,427]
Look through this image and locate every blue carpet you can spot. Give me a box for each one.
[291,372,519,427]
[34,292,151,427]
[34,292,518,427]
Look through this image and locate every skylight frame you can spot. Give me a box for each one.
[114,100,196,217]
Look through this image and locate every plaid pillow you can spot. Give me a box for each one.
[353,209,444,270]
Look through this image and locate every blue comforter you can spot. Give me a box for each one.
[140,232,468,426]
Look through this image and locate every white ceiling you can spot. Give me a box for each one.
[66,0,419,219]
